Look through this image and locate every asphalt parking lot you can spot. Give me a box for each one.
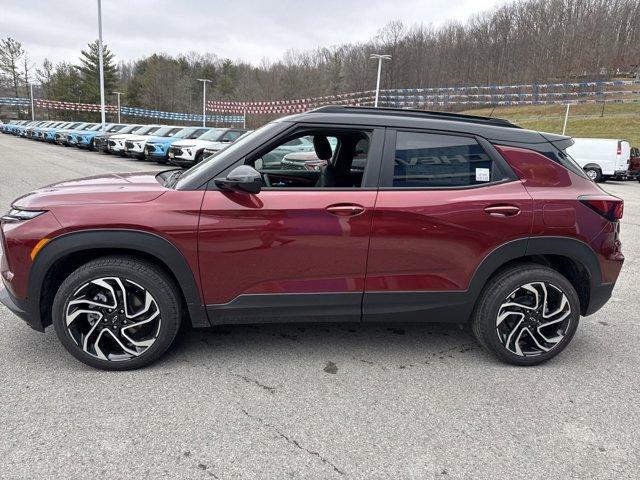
[0,134,639,479]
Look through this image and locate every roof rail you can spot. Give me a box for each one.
[308,105,520,128]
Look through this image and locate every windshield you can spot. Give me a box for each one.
[152,126,178,137]
[176,122,281,189]
[133,125,157,135]
[119,125,142,134]
[197,129,226,141]
[87,124,103,131]
[107,124,126,133]
[172,128,195,139]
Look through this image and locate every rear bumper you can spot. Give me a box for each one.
[584,281,616,316]
[0,282,44,332]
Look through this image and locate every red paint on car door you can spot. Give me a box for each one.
[198,189,377,305]
[365,181,534,293]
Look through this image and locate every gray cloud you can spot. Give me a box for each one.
[2,0,512,67]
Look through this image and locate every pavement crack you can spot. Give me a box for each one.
[232,374,276,393]
[241,408,345,476]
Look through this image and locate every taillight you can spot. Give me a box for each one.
[617,141,622,156]
[579,195,623,221]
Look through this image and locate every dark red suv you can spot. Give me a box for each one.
[0,106,624,369]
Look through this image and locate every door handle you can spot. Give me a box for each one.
[484,205,521,217]
[326,204,365,216]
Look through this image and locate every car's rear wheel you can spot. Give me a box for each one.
[471,264,580,366]
[52,256,182,370]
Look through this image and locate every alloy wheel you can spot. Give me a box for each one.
[65,277,161,361]
[496,282,572,357]
[586,169,598,180]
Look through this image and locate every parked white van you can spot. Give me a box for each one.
[566,138,631,182]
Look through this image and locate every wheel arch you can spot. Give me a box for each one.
[582,163,602,171]
[469,237,601,316]
[28,229,210,329]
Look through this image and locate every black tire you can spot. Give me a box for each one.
[471,263,580,366]
[155,156,168,165]
[194,151,204,164]
[584,166,602,182]
[52,255,182,370]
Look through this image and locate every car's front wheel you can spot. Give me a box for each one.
[52,256,182,370]
[471,264,580,366]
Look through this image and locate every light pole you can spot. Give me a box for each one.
[113,91,124,123]
[197,78,212,127]
[97,0,106,133]
[29,83,35,121]
[370,54,391,107]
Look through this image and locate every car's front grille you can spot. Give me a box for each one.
[108,140,116,147]
[146,144,156,153]
[170,147,183,156]
[125,141,135,149]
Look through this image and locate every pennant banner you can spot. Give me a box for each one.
[0,97,30,106]
[206,79,640,113]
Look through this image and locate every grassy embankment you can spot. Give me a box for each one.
[462,103,639,147]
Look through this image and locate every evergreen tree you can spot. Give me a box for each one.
[76,40,118,103]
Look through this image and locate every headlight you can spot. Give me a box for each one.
[1,209,46,223]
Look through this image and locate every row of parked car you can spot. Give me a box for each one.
[0,119,250,167]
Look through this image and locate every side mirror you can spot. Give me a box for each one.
[214,165,262,194]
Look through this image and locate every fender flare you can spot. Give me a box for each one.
[468,236,601,299]
[28,229,210,328]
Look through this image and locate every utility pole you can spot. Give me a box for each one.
[370,54,391,107]
[197,78,212,127]
[113,91,124,123]
[97,0,106,133]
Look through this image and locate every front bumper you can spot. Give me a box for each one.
[144,145,167,160]
[168,147,196,166]
[108,141,126,153]
[0,282,44,332]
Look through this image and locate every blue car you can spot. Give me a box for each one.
[0,120,27,134]
[144,126,211,164]
[41,122,82,143]
[65,124,104,147]
[15,121,46,137]
[54,123,95,145]
[75,124,129,150]
[31,121,66,141]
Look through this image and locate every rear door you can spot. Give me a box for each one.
[618,141,631,172]
[363,129,534,322]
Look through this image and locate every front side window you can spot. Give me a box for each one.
[247,130,371,189]
[393,132,493,187]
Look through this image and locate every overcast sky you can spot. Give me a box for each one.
[2,0,512,67]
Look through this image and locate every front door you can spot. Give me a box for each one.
[198,125,384,324]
